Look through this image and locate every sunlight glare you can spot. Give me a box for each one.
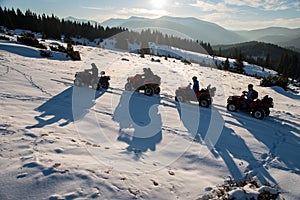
[151,0,167,9]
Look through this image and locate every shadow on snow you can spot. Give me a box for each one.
[233,115,300,177]
[113,92,163,158]
[0,43,70,61]
[271,86,300,100]
[176,103,278,185]
[27,86,105,129]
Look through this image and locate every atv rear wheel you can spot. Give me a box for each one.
[199,99,209,108]
[227,103,237,112]
[101,82,109,89]
[175,95,185,102]
[144,87,154,96]
[252,109,265,120]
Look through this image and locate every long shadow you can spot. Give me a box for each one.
[177,103,277,184]
[233,115,300,177]
[27,86,105,128]
[113,92,163,158]
[271,86,300,100]
[0,43,70,61]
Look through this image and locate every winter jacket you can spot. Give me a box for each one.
[193,80,200,92]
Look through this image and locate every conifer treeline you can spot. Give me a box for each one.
[113,29,213,55]
[0,7,126,40]
[215,42,300,80]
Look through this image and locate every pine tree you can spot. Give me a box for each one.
[224,57,230,71]
[264,53,270,72]
[234,52,244,73]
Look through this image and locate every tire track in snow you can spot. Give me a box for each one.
[0,62,10,77]
[9,66,52,96]
[0,93,49,102]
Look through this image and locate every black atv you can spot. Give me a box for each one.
[125,73,161,96]
[175,84,216,108]
[226,92,274,120]
[74,70,110,90]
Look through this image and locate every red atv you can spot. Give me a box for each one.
[226,92,274,119]
[175,84,216,107]
[74,70,110,90]
[125,74,161,96]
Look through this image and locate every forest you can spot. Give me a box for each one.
[214,41,300,80]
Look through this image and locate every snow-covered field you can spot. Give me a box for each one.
[0,38,299,199]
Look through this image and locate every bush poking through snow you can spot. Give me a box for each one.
[199,176,285,200]
[39,50,52,57]
[17,33,47,49]
[260,75,288,90]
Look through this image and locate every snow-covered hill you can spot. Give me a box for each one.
[0,38,299,199]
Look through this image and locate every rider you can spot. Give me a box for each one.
[243,84,258,108]
[143,68,154,78]
[192,76,200,92]
[87,63,99,78]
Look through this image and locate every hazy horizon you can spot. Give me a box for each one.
[1,0,300,31]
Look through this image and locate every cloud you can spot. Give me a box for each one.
[81,6,114,11]
[224,0,262,8]
[224,0,298,11]
[219,17,300,30]
[117,8,169,18]
[201,12,234,22]
[190,0,232,12]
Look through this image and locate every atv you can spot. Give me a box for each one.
[74,70,110,90]
[226,92,274,120]
[125,73,161,96]
[175,84,216,107]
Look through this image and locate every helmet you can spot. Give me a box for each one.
[192,76,197,80]
[248,84,253,89]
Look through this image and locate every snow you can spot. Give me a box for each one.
[0,36,299,200]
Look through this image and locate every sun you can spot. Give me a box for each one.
[151,0,167,9]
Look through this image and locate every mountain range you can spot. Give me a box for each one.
[64,16,300,49]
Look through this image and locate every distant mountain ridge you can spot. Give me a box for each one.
[64,16,100,27]
[236,27,300,49]
[100,16,245,45]
[65,16,300,48]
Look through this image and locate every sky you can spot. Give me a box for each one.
[1,0,300,30]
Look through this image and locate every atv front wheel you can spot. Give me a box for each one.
[199,99,209,108]
[252,109,265,120]
[144,87,154,96]
[74,79,82,87]
[154,86,160,94]
[265,109,270,117]
[92,82,99,90]
[125,83,132,91]
[227,103,237,112]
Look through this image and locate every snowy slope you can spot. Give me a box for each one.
[0,39,299,200]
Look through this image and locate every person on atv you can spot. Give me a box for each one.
[242,84,258,108]
[192,76,200,92]
[143,68,154,78]
[86,63,99,79]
